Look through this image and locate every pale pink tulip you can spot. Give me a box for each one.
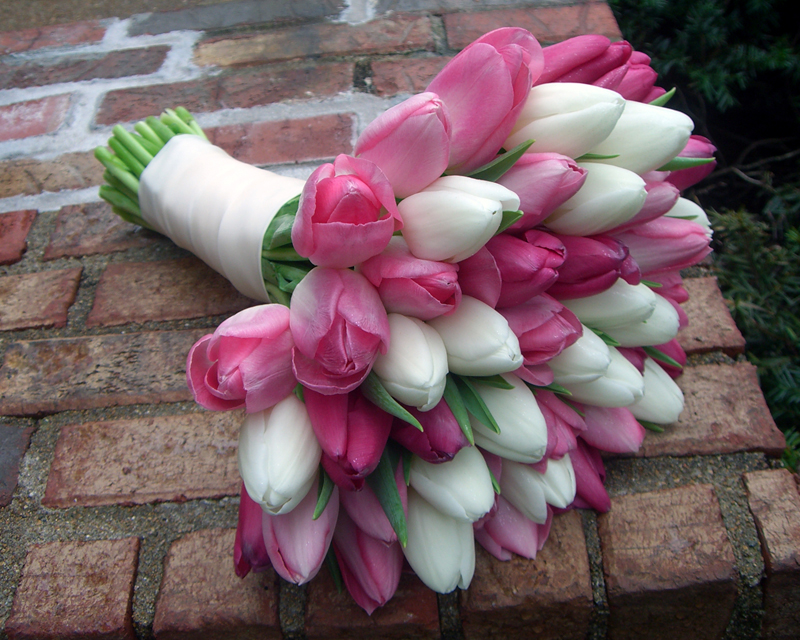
[569,440,611,512]
[497,153,587,231]
[359,237,460,321]
[290,267,390,394]
[354,92,451,198]
[474,496,552,561]
[391,400,469,464]
[665,135,717,192]
[186,304,296,413]
[262,478,340,585]
[234,483,271,578]
[537,390,584,460]
[427,27,544,173]
[292,154,401,268]
[546,235,640,300]
[304,387,392,491]
[339,462,407,544]
[579,405,645,453]
[613,217,712,276]
[333,508,404,615]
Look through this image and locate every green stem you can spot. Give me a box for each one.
[94,147,140,195]
[108,138,146,177]
[134,121,165,150]
[99,185,141,217]
[146,116,176,143]
[102,170,139,202]
[113,125,154,167]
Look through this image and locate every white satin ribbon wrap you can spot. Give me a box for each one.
[139,135,305,301]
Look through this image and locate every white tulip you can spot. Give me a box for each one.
[586,100,694,175]
[469,373,547,464]
[398,176,518,263]
[238,394,321,515]
[506,83,625,157]
[604,294,681,347]
[629,358,685,424]
[543,163,647,235]
[428,296,522,376]
[403,488,475,593]
[562,280,657,331]
[372,314,448,411]
[664,197,713,233]
[559,345,645,407]
[408,446,495,522]
[548,327,611,385]
[500,455,576,524]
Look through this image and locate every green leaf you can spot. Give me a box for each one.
[403,449,412,486]
[649,87,676,107]
[643,345,684,370]
[264,195,301,250]
[467,139,534,182]
[464,374,514,390]
[366,447,408,546]
[590,327,621,347]
[496,210,525,234]
[294,383,305,402]
[657,156,716,172]
[325,546,344,593]
[527,381,573,396]
[272,262,313,293]
[489,468,501,494]
[641,280,663,288]
[443,375,474,445]
[361,372,423,431]
[575,153,620,161]
[313,467,335,520]
[454,376,500,434]
[639,420,665,433]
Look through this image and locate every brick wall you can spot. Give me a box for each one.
[0,1,797,638]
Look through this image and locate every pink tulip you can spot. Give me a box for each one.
[546,235,641,299]
[354,92,451,198]
[665,135,717,192]
[333,508,404,615]
[537,390,584,460]
[358,237,461,321]
[234,482,271,578]
[390,400,470,464]
[569,440,610,512]
[612,217,712,276]
[646,271,689,329]
[186,304,296,413]
[339,462,407,544]
[474,496,552,561]
[427,27,544,173]
[290,267,390,394]
[291,154,401,268]
[537,35,622,84]
[304,387,393,491]
[579,405,645,454]
[262,477,340,585]
[618,347,646,374]
[456,246,502,308]
[607,179,681,233]
[616,63,660,101]
[650,338,687,379]
[497,153,587,231]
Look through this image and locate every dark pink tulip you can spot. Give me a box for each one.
[290,267,390,394]
[339,462,407,544]
[579,405,645,454]
[390,400,469,464]
[546,234,641,299]
[612,217,712,276]
[616,63,660,101]
[618,347,646,374]
[514,362,555,387]
[234,482,271,578]
[262,477,339,585]
[475,496,552,561]
[456,246,502,308]
[359,237,461,321]
[607,179,681,233]
[537,390,583,460]
[186,304,296,413]
[305,387,392,491]
[569,440,611,512]
[427,27,543,173]
[497,153,587,231]
[354,92,451,198]
[537,35,619,84]
[665,135,717,192]
[650,339,687,379]
[333,508,404,615]
[292,154,401,268]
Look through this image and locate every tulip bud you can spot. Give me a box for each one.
[547,326,611,385]
[500,455,577,523]
[408,446,495,523]
[664,196,712,231]
[543,162,647,236]
[339,462,407,544]
[428,296,522,377]
[665,135,717,191]
[557,345,645,407]
[629,357,685,424]
[615,63,660,102]
[604,293,681,347]
[391,400,470,463]
[537,390,583,460]
[238,394,321,515]
[649,338,687,378]
[561,280,657,331]
[579,405,645,453]
[474,496,552,561]
[234,483,271,578]
[398,176,518,263]
[403,487,476,593]
[606,179,681,233]
[570,440,610,512]
[354,92,451,198]
[456,246,502,308]
[537,35,616,84]
[372,314,449,411]
[506,83,625,158]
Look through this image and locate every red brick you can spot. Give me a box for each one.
[0,20,105,55]
[598,484,737,640]
[153,528,281,640]
[0,94,71,142]
[461,510,592,640]
[744,469,800,639]
[207,114,354,165]
[96,62,354,125]
[0,46,168,90]
[0,330,205,416]
[443,2,623,50]
[0,209,35,265]
[43,411,241,507]
[0,424,35,507]
[0,268,81,331]
[44,201,153,260]
[0,151,103,199]
[638,362,786,458]
[87,258,252,328]
[194,14,435,67]
[305,568,439,639]
[5,537,139,640]
[371,57,449,97]
[678,276,745,356]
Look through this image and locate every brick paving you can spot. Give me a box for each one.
[0,1,796,638]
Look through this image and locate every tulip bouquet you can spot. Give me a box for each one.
[95,28,715,612]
